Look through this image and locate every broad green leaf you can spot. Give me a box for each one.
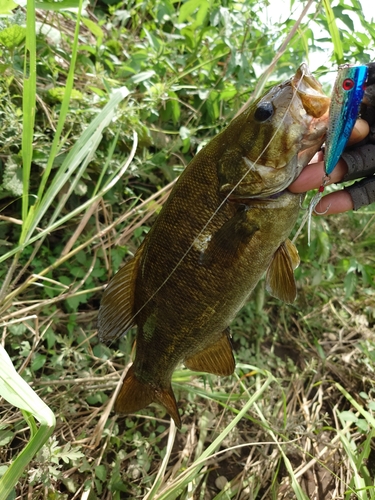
[0,466,8,477]
[167,90,180,124]
[35,0,80,10]
[82,17,104,41]
[344,271,357,298]
[339,410,358,423]
[143,27,161,52]
[0,429,14,446]
[95,464,107,482]
[178,0,202,23]
[0,343,55,499]
[0,0,17,13]
[131,70,156,83]
[0,25,26,48]
[31,353,46,372]
[0,345,49,419]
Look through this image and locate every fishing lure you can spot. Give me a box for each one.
[306,64,369,243]
[325,63,369,176]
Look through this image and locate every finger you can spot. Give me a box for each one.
[289,118,370,194]
[288,158,348,193]
[346,118,370,146]
[308,150,324,164]
[314,190,354,215]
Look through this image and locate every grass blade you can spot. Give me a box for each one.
[35,0,80,9]
[154,372,273,499]
[21,0,84,245]
[322,0,344,64]
[144,420,177,500]
[21,0,36,225]
[0,127,137,308]
[0,345,55,500]
[0,87,132,266]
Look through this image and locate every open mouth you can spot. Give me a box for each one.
[292,64,330,118]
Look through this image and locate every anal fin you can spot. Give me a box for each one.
[184,332,235,376]
[115,365,181,428]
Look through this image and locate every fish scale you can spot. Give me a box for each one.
[98,64,330,428]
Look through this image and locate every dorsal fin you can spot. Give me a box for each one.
[265,239,299,304]
[115,365,181,428]
[184,331,235,376]
[98,246,143,343]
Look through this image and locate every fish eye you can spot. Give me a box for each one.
[254,102,274,122]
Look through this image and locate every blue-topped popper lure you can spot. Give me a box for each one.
[306,64,369,243]
[324,63,369,176]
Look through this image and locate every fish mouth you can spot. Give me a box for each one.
[292,63,330,118]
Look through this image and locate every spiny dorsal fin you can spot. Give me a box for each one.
[98,246,143,343]
[115,365,181,428]
[265,239,298,304]
[184,332,235,376]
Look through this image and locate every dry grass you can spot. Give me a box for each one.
[2,273,375,499]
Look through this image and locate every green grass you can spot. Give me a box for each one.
[0,345,55,500]
[1,0,375,498]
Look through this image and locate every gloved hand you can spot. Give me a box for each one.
[289,62,375,214]
[341,63,375,209]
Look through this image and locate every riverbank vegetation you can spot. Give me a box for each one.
[1,0,375,498]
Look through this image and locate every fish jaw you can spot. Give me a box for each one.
[292,63,331,118]
[218,64,330,199]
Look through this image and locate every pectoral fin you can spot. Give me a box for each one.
[98,245,143,343]
[284,238,300,270]
[184,332,235,376]
[265,239,299,304]
[115,365,181,428]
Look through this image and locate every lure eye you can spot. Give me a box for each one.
[342,78,355,91]
[254,102,274,122]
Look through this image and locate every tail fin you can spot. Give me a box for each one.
[115,365,181,428]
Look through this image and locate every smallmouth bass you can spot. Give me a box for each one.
[98,64,330,428]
